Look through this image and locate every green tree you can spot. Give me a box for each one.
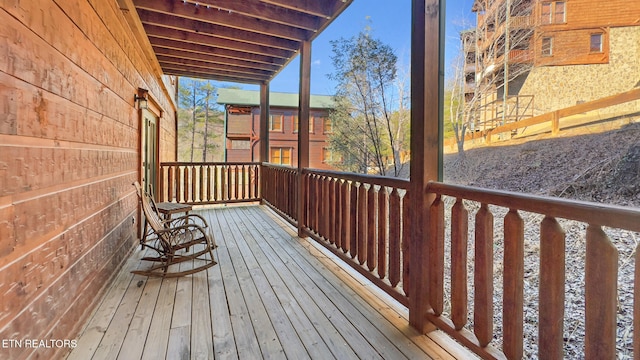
[328,29,409,176]
[177,79,224,162]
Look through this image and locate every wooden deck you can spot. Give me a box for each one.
[66,205,474,360]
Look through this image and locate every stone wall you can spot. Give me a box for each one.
[0,1,176,359]
[519,26,640,116]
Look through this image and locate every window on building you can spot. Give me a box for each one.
[270,147,292,165]
[590,33,603,53]
[293,116,314,133]
[541,3,552,24]
[554,1,566,23]
[269,113,283,132]
[541,1,565,24]
[541,37,553,56]
[322,148,338,163]
[322,117,332,134]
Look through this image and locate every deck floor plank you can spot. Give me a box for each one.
[223,208,310,360]
[67,205,475,360]
[117,276,163,360]
[140,277,178,360]
[218,209,335,360]
[190,245,215,360]
[67,251,144,360]
[241,207,411,360]
[224,209,360,360]
[207,214,239,360]
[217,209,286,359]
[213,210,263,360]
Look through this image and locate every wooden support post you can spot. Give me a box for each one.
[551,111,560,136]
[409,0,445,333]
[297,40,311,237]
[259,82,269,203]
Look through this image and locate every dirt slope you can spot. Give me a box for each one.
[444,122,640,207]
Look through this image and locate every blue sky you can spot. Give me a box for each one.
[217,0,476,95]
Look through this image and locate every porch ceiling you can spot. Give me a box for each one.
[131,0,353,84]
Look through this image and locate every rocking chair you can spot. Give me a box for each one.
[132,182,217,277]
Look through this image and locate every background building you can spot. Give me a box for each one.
[465,0,640,130]
[217,88,336,169]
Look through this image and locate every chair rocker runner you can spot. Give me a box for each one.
[133,182,217,277]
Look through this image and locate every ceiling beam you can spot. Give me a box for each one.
[143,24,293,60]
[135,0,312,42]
[180,0,321,31]
[137,9,301,51]
[156,55,274,77]
[152,44,282,70]
[259,0,341,19]
[161,67,270,83]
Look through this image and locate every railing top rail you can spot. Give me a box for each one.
[428,181,640,232]
[161,161,262,166]
[261,163,297,171]
[304,168,409,189]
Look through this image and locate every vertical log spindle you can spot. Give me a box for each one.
[474,203,494,347]
[451,198,468,330]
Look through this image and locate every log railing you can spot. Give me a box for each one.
[158,162,260,204]
[261,164,298,224]
[300,168,411,306]
[156,162,640,358]
[423,181,640,359]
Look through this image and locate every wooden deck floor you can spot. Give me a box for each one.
[66,205,474,360]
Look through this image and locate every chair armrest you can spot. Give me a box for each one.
[165,214,209,228]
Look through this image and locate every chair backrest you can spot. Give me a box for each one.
[133,181,165,233]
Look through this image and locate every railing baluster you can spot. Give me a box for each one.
[234,165,239,200]
[190,165,196,203]
[199,165,205,203]
[350,181,358,259]
[342,180,350,254]
[314,175,321,234]
[357,183,368,265]
[181,166,188,203]
[377,186,387,279]
[168,165,174,202]
[206,166,211,202]
[451,198,468,330]
[367,185,377,272]
[474,203,494,348]
[225,165,230,201]
[429,195,444,316]
[159,166,165,201]
[329,178,337,244]
[323,176,330,239]
[503,209,524,359]
[334,179,342,249]
[389,188,401,288]
[402,191,410,297]
[539,216,565,360]
[585,224,618,359]
[228,164,233,200]
[213,165,220,201]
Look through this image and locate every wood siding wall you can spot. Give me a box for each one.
[534,0,640,66]
[0,1,176,359]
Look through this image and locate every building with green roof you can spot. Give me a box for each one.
[217,88,337,169]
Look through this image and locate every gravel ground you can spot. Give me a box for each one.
[440,121,640,358]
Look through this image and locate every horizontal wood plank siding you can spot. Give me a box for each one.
[0,1,176,358]
[534,0,640,67]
